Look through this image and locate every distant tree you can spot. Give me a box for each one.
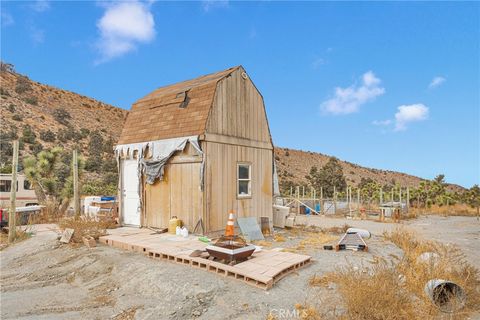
[464,185,480,220]
[306,157,346,197]
[0,61,15,72]
[23,147,84,216]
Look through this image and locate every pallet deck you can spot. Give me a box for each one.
[99,227,311,290]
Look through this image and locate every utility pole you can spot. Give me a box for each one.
[333,186,337,215]
[8,140,19,243]
[73,149,80,218]
[320,187,323,214]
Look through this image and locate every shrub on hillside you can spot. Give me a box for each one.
[40,129,56,142]
[7,104,15,112]
[15,76,32,94]
[52,108,71,126]
[23,96,38,105]
[29,142,43,153]
[12,114,23,121]
[0,88,10,96]
[21,125,36,144]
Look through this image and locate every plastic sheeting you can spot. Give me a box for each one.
[115,136,204,188]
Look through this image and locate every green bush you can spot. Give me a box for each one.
[7,104,15,112]
[12,114,23,121]
[82,180,117,196]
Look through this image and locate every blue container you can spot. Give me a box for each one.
[305,207,311,215]
[101,196,116,201]
[315,204,321,212]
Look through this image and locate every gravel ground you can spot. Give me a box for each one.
[1,215,478,319]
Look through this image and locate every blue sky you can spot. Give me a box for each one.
[1,1,479,187]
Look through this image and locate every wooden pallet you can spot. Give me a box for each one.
[99,229,311,290]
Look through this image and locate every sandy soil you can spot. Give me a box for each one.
[1,216,479,319]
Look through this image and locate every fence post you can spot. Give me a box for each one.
[320,187,323,214]
[406,187,410,209]
[357,188,360,215]
[73,149,80,218]
[8,140,19,243]
[333,186,337,214]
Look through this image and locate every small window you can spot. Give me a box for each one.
[24,179,34,190]
[237,163,251,198]
[0,180,18,192]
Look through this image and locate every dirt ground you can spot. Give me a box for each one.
[1,215,479,320]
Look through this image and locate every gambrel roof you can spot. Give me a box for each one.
[117,66,241,144]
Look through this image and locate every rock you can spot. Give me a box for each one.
[192,310,201,317]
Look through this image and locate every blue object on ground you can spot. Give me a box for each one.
[101,196,115,201]
[306,207,311,215]
[315,204,321,212]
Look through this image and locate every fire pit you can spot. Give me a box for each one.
[206,235,256,263]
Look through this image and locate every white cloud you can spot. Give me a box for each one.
[372,119,392,126]
[95,1,155,64]
[202,0,229,12]
[31,0,50,12]
[30,25,45,44]
[1,12,14,27]
[394,104,429,131]
[429,76,446,89]
[320,71,385,115]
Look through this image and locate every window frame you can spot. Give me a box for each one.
[237,162,252,199]
[0,180,18,193]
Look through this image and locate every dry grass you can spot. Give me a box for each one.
[0,226,35,250]
[59,217,115,244]
[307,228,480,319]
[283,231,337,253]
[410,204,479,217]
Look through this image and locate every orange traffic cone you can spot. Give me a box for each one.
[225,211,235,236]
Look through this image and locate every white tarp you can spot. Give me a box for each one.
[115,135,204,188]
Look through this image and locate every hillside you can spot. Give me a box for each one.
[0,64,463,195]
[274,147,464,194]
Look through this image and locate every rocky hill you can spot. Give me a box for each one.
[0,65,127,173]
[274,147,464,194]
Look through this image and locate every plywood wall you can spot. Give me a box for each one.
[204,141,273,232]
[143,143,203,231]
[206,67,271,143]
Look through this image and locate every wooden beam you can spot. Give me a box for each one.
[200,133,273,150]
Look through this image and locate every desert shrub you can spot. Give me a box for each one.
[21,125,36,144]
[0,88,10,96]
[0,61,15,72]
[52,108,71,126]
[7,104,15,112]
[23,95,38,105]
[15,76,32,94]
[12,114,23,121]
[80,128,90,138]
[29,142,43,153]
[82,179,117,196]
[59,217,114,243]
[57,126,78,142]
[40,129,56,142]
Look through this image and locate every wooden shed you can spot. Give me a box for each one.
[115,66,275,233]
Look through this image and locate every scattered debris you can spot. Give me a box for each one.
[82,235,96,248]
[346,227,371,239]
[237,217,264,241]
[60,228,74,244]
[336,232,368,252]
[424,279,466,313]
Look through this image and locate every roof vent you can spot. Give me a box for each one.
[177,90,190,109]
